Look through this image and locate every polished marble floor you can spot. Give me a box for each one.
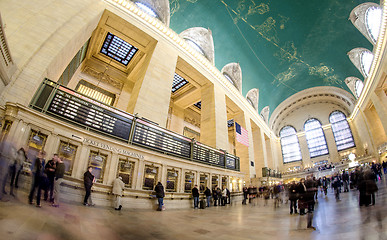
[0,179,386,240]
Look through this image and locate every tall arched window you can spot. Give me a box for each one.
[280,126,302,163]
[355,80,364,98]
[304,119,329,158]
[361,50,373,77]
[366,5,382,43]
[329,111,355,151]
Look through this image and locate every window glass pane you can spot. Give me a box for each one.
[329,111,355,151]
[135,2,158,18]
[58,141,77,175]
[355,80,364,98]
[76,80,116,106]
[88,151,107,183]
[166,169,178,192]
[118,159,135,188]
[280,126,302,163]
[100,32,138,66]
[185,39,205,56]
[172,73,189,93]
[366,6,382,43]
[199,173,208,193]
[185,172,194,193]
[361,51,374,77]
[143,165,158,190]
[304,119,329,158]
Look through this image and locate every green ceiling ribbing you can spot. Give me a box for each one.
[169,0,377,116]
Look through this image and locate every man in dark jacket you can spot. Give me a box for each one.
[192,185,199,209]
[83,166,95,206]
[52,156,64,207]
[28,151,45,207]
[204,187,211,207]
[212,186,218,206]
[305,175,317,230]
[154,182,165,211]
[44,154,58,202]
[288,181,298,214]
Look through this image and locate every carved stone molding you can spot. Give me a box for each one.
[83,66,123,90]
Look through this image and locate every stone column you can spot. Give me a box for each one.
[127,41,178,127]
[298,133,312,168]
[260,131,268,168]
[252,125,264,178]
[106,152,119,185]
[200,83,228,150]
[135,160,145,190]
[371,91,387,134]
[179,168,186,193]
[324,125,339,163]
[44,134,59,160]
[233,113,250,183]
[168,104,185,135]
[160,164,167,186]
[73,143,90,179]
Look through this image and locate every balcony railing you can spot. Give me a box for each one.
[30,79,240,171]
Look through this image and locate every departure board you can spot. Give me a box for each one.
[47,86,132,141]
[132,119,192,158]
[193,143,225,167]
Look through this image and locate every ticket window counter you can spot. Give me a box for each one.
[211,175,219,191]
[117,159,135,188]
[199,173,208,193]
[143,165,158,191]
[166,169,178,192]
[26,130,48,173]
[57,141,77,175]
[184,172,195,193]
[88,151,107,183]
[222,176,228,189]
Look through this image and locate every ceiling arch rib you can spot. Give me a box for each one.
[179,27,215,65]
[131,0,170,26]
[349,2,382,45]
[221,62,242,93]
[347,47,373,78]
[246,88,259,111]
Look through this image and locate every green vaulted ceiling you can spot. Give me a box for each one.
[168,0,377,116]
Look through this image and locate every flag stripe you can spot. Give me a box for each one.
[235,122,249,147]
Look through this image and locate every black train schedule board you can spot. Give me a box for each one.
[47,86,132,141]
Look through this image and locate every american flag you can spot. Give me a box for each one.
[235,122,249,147]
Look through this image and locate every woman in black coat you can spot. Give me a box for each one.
[154,182,165,210]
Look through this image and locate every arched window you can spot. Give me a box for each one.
[223,73,236,87]
[135,2,158,18]
[329,111,355,151]
[361,50,373,77]
[280,126,302,163]
[246,97,254,108]
[185,39,205,56]
[355,80,364,98]
[366,6,382,43]
[304,119,329,158]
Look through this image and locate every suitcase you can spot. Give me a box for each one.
[199,200,206,209]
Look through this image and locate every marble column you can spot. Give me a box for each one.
[370,91,387,134]
[298,133,312,168]
[127,41,178,127]
[73,143,90,179]
[324,125,339,163]
[135,160,145,190]
[233,113,251,183]
[252,125,264,178]
[106,152,119,185]
[168,104,185,135]
[200,83,228,150]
